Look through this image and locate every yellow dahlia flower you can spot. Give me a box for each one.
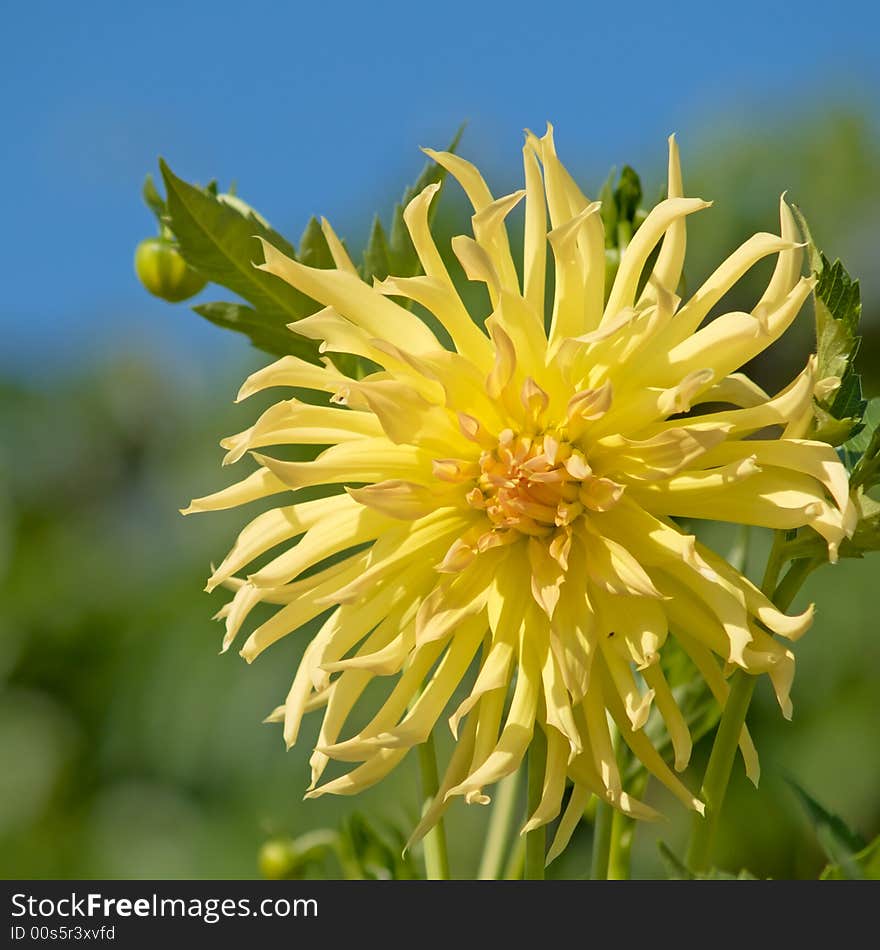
[185,127,854,859]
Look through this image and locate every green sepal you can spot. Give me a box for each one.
[142,173,166,221]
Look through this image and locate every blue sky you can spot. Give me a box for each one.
[2,0,878,375]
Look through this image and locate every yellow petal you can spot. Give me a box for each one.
[640,134,686,301]
[641,662,692,771]
[235,354,351,402]
[754,195,803,316]
[541,648,582,758]
[592,424,730,481]
[445,613,541,799]
[666,233,801,344]
[304,748,408,798]
[674,630,760,785]
[319,217,359,275]
[326,508,474,604]
[599,657,704,815]
[406,710,481,851]
[580,524,663,598]
[604,197,710,321]
[375,274,493,368]
[522,141,547,318]
[581,671,621,793]
[221,396,382,464]
[207,494,352,590]
[256,237,440,354]
[238,554,368,662]
[522,727,568,832]
[696,372,769,408]
[546,784,591,865]
[252,439,437,491]
[348,479,461,521]
[246,495,391,589]
[181,465,288,515]
[471,189,526,293]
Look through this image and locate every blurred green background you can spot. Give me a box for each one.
[2,1,879,880]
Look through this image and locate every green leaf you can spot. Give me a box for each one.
[821,833,880,880]
[843,397,880,457]
[788,778,867,876]
[792,205,866,446]
[158,125,464,358]
[193,302,318,360]
[844,397,880,490]
[159,159,319,349]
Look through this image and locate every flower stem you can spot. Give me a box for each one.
[607,771,646,879]
[773,557,819,612]
[607,809,631,879]
[503,837,526,879]
[686,534,819,873]
[478,769,520,880]
[417,732,450,880]
[590,797,614,879]
[524,731,547,880]
[685,669,756,873]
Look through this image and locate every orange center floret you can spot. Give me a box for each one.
[465,428,620,537]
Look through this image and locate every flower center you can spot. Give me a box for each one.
[465,429,621,537]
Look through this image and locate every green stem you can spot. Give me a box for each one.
[685,669,756,873]
[590,798,614,880]
[607,809,630,880]
[774,557,819,612]
[686,534,818,873]
[503,837,526,880]
[477,769,520,880]
[417,732,450,880]
[524,731,547,880]
[607,771,647,880]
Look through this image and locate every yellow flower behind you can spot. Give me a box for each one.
[185,127,854,860]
